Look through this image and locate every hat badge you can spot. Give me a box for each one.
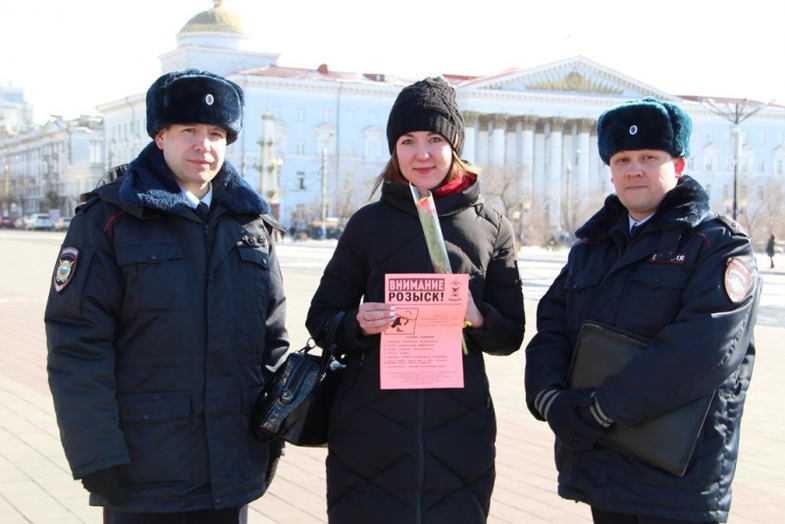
[205,94,215,106]
[629,125,638,135]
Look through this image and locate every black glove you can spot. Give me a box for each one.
[266,438,285,488]
[81,465,128,504]
[547,390,605,450]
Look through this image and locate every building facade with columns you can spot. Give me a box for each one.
[95,1,785,241]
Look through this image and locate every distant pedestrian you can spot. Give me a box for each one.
[766,233,776,268]
[45,69,288,524]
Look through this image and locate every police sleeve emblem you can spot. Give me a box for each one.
[53,247,80,293]
[724,257,751,303]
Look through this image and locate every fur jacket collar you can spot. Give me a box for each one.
[575,175,711,240]
[112,141,269,216]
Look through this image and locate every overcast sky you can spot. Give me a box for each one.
[2,0,782,124]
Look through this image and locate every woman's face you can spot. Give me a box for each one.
[395,131,453,190]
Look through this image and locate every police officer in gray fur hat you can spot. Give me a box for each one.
[45,69,288,524]
[526,97,760,524]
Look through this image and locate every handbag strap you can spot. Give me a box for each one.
[306,311,346,374]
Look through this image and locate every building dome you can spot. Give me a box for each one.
[179,0,247,35]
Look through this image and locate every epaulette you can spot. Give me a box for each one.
[716,214,749,236]
[75,195,101,214]
[261,212,286,233]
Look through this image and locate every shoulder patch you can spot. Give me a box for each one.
[53,247,80,293]
[725,257,751,303]
[717,215,748,236]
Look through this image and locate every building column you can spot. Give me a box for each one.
[478,114,490,166]
[490,114,508,167]
[521,117,536,197]
[462,111,479,163]
[533,120,546,206]
[548,118,566,231]
[506,117,519,167]
[577,119,592,217]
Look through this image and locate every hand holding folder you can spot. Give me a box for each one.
[567,322,714,477]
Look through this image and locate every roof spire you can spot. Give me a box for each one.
[214,0,224,7]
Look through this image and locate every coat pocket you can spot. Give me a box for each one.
[115,241,190,311]
[117,391,192,484]
[237,247,272,315]
[624,269,691,335]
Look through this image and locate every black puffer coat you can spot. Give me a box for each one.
[525,176,760,523]
[307,179,525,524]
[45,143,288,512]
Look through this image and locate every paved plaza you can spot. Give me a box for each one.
[1,229,783,523]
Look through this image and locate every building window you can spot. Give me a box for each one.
[346,110,354,125]
[297,171,306,190]
[297,108,306,122]
[687,157,695,170]
[703,155,714,172]
[369,112,378,126]
[777,159,783,174]
[322,108,331,122]
[705,184,712,200]
[706,130,713,143]
[760,158,766,172]
[296,141,306,155]
[760,132,766,144]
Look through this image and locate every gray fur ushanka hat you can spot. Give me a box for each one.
[597,97,692,165]
[146,68,245,144]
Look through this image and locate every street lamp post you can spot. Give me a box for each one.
[700,98,774,220]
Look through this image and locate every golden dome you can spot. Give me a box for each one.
[179,0,247,35]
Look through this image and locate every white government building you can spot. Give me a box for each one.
[4,0,785,242]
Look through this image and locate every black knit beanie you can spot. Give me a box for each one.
[386,77,464,155]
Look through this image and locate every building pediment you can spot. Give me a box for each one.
[460,56,676,100]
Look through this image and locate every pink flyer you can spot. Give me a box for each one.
[380,273,469,390]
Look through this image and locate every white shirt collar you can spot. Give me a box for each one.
[628,213,653,232]
[179,183,213,209]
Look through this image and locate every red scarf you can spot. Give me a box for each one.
[434,172,476,197]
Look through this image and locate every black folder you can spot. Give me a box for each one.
[567,322,714,477]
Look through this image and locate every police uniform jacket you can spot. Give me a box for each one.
[306,179,525,524]
[525,176,760,522]
[45,142,289,512]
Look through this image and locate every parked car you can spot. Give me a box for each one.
[0,216,14,228]
[24,213,54,231]
[54,216,72,231]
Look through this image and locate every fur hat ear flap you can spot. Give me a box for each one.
[146,69,245,144]
[597,97,692,165]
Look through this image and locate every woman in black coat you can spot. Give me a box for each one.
[306,77,525,524]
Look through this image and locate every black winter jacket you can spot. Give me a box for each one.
[307,179,525,524]
[525,176,760,523]
[45,142,289,512]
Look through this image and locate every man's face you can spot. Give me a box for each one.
[155,124,228,196]
[609,149,685,221]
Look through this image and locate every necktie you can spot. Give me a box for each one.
[195,202,209,222]
[630,224,640,238]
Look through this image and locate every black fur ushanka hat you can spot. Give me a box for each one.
[146,69,244,144]
[597,97,692,165]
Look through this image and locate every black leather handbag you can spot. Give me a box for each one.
[251,312,346,447]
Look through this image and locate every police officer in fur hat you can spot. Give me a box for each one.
[45,69,289,524]
[525,97,760,523]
